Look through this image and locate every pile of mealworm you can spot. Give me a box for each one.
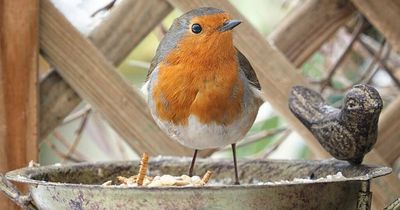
[102,153,213,187]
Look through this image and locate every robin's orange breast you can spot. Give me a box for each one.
[152,55,243,126]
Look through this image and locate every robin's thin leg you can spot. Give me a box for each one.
[232,143,240,185]
[188,149,198,176]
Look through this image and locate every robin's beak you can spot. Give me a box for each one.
[219,20,242,32]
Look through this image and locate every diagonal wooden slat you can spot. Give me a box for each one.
[40,0,192,156]
[88,0,173,66]
[375,96,400,165]
[167,0,330,158]
[351,0,400,52]
[39,0,173,140]
[269,0,355,67]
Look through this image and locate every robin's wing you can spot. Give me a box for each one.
[146,19,187,82]
[146,38,175,82]
[237,50,261,90]
[146,56,161,82]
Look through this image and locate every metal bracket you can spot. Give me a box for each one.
[384,198,400,210]
[0,173,37,210]
[357,181,372,210]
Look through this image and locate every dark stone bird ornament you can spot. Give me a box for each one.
[289,84,383,164]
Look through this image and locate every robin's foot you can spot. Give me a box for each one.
[188,149,198,176]
[232,144,240,185]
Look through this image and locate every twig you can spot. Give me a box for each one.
[159,24,168,35]
[62,108,91,163]
[359,39,400,89]
[153,24,168,40]
[362,40,391,84]
[44,138,82,163]
[91,0,117,17]
[127,60,151,69]
[364,67,380,84]
[318,16,366,92]
[52,131,88,160]
[62,105,91,125]
[376,47,400,87]
[384,198,400,210]
[116,138,130,160]
[221,128,287,151]
[86,112,120,159]
[334,39,387,92]
[0,174,37,210]
[364,47,392,85]
[260,129,291,159]
[359,34,400,67]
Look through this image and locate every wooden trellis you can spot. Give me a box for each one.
[1,0,399,209]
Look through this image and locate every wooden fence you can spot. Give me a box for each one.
[0,0,399,209]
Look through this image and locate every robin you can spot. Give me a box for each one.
[142,7,263,184]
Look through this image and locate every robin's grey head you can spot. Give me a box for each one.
[169,7,241,37]
[343,84,383,114]
[150,7,241,69]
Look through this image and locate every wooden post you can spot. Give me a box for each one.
[0,0,39,209]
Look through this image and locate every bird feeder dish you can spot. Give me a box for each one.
[2,157,391,210]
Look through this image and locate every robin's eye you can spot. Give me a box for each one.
[191,23,202,34]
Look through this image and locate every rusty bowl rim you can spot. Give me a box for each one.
[5,158,392,191]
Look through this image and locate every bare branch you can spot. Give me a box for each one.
[221,128,288,151]
[261,129,291,159]
[91,0,118,17]
[319,16,366,92]
[44,138,82,163]
[62,109,92,163]
[334,39,387,91]
[0,174,37,210]
[359,39,400,88]
[62,105,92,125]
[52,131,89,160]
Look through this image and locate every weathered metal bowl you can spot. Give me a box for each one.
[3,157,391,210]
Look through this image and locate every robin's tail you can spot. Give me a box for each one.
[288,86,327,127]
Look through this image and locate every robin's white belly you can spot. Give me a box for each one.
[142,71,262,150]
[153,114,254,150]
